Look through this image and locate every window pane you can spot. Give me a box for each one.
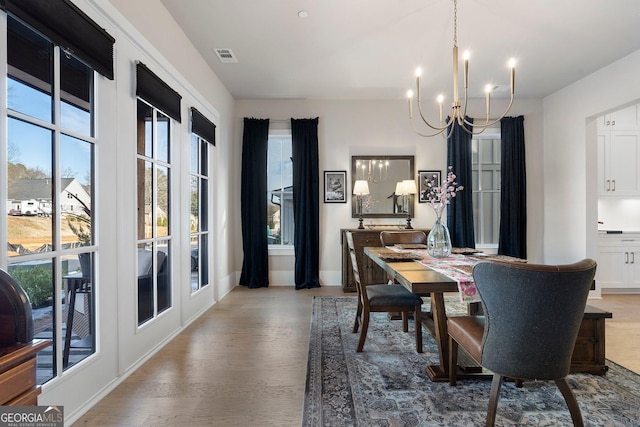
[267,193,281,244]
[200,177,208,232]
[60,55,93,136]
[281,190,294,245]
[7,17,53,123]
[157,112,169,163]
[267,139,282,191]
[190,235,199,292]
[267,135,293,246]
[137,243,154,324]
[200,234,208,288]
[480,169,497,191]
[8,260,54,383]
[200,141,208,176]
[61,134,93,247]
[157,165,169,237]
[8,78,53,123]
[282,142,293,188]
[137,101,153,157]
[157,241,170,313]
[7,118,53,256]
[190,176,199,232]
[190,134,198,173]
[481,192,500,244]
[62,252,95,369]
[138,159,153,240]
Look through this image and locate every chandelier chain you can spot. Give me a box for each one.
[453,0,457,47]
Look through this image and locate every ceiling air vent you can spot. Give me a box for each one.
[214,48,238,63]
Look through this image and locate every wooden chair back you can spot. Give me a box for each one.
[380,231,427,246]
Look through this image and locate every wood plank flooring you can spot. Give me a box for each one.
[72,288,639,426]
[588,294,640,373]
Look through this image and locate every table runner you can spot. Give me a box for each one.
[388,247,482,303]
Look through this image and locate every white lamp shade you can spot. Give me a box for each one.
[353,180,370,195]
[395,181,405,196]
[402,179,418,195]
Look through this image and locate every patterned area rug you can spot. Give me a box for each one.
[302,296,640,427]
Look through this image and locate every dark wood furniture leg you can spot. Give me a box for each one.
[425,291,450,381]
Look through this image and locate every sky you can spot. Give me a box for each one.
[8,77,92,186]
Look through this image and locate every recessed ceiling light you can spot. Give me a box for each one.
[298,10,308,19]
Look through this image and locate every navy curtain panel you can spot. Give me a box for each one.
[498,116,527,259]
[291,118,321,289]
[240,118,270,288]
[447,118,476,248]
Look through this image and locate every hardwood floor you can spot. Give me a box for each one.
[72,288,639,426]
[588,294,640,374]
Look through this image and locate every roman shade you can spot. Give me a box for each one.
[136,62,182,123]
[191,107,216,145]
[1,0,115,79]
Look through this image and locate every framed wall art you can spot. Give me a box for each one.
[418,170,441,203]
[324,170,347,203]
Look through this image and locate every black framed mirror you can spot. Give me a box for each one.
[351,155,415,218]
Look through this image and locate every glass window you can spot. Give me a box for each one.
[60,54,93,136]
[472,133,501,247]
[136,99,172,325]
[267,134,293,246]
[189,134,210,292]
[5,16,96,377]
[7,16,53,123]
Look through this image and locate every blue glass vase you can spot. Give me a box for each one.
[427,215,452,258]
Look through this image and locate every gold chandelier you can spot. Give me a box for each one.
[407,0,516,137]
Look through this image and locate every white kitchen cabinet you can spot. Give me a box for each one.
[598,236,640,290]
[597,130,640,196]
[597,104,639,130]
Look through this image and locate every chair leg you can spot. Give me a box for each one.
[486,374,504,427]
[414,306,422,353]
[353,299,362,333]
[555,378,585,427]
[357,309,370,352]
[449,336,458,385]
[401,312,409,332]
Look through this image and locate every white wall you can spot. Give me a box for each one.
[543,49,640,267]
[234,97,544,285]
[35,0,236,423]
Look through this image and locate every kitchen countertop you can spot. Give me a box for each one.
[598,230,640,234]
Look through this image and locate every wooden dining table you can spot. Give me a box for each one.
[364,246,478,382]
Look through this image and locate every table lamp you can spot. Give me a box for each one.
[353,180,370,229]
[402,179,418,229]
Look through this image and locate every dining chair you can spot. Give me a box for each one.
[379,230,427,247]
[447,259,597,427]
[346,231,423,353]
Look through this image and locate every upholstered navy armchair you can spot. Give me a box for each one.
[447,259,597,427]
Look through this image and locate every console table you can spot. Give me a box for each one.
[571,305,612,374]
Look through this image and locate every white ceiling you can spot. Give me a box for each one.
[160,0,640,101]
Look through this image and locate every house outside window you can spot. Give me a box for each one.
[267,133,293,247]
[472,129,501,248]
[5,16,97,377]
